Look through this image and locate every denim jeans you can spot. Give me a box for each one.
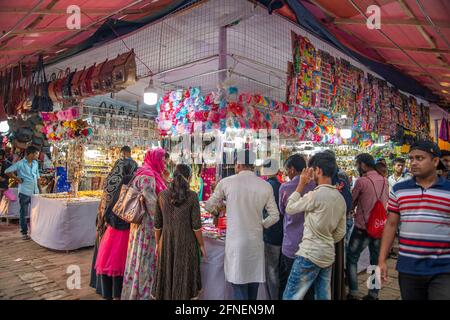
[19,193,31,235]
[231,283,259,300]
[279,254,315,300]
[264,243,281,300]
[346,227,380,298]
[344,216,354,268]
[282,256,332,300]
[345,216,354,253]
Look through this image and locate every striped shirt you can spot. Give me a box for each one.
[388,177,450,276]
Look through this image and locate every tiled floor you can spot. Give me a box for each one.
[0,221,400,300]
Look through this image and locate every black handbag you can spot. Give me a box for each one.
[31,55,53,112]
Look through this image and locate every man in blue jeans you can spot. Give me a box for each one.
[6,146,41,240]
[346,153,388,300]
[283,152,346,300]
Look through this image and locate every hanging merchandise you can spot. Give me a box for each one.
[31,55,54,113]
[41,107,93,142]
[7,113,51,153]
[190,164,204,201]
[439,118,449,142]
[66,140,85,195]
[55,166,71,193]
[288,33,321,108]
[156,87,341,143]
[201,166,216,201]
[111,49,137,91]
[43,49,137,105]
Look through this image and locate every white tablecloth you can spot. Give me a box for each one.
[200,237,268,300]
[30,196,100,251]
[0,188,21,218]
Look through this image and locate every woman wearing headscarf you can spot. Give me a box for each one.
[152,164,206,300]
[89,149,138,292]
[121,148,167,300]
[94,161,136,300]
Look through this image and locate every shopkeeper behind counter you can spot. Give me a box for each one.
[5,146,41,240]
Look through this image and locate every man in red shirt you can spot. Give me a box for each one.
[346,153,389,300]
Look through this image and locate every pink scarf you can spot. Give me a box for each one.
[135,148,167,194]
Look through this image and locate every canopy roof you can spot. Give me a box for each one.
[1,0,448,109]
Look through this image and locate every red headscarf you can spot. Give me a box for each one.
[135,148,167,194]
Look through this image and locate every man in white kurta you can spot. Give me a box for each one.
[205,151,280,300]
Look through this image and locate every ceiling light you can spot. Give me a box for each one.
[144,78,158,106]
[0,121,9,134]
[442,90,449,94]
[440,81,450,87]
[340,128,352,139]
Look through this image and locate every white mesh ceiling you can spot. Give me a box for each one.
[44,0,426,106]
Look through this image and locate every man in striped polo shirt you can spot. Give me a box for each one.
[378,141,450,300]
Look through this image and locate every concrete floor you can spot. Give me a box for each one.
[0,221,401,300]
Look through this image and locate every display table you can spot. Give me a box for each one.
[30,195,100,251]
[199,237,268,300]
[0,188,21,219]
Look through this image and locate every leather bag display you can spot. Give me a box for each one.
[91,60,108,95]
[112,50,137,91]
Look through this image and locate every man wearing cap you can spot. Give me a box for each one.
[378,141,450,300]
[205,149,280,300]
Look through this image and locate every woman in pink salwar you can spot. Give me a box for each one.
[121,148,167,300]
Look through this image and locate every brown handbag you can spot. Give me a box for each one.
[71,66,86,98]
[11,65,22,116]
[91,60,108,95]
[55,68,70,102]
[112,176,147,225]
[19,63,33,113]
[112,50,137,91]
[100,58,116,92]
[79,64,96,97]
[48,72,61,103]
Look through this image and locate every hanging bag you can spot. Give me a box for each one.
[364,178,387,239]
[100,58,116,92]
[92,60,108,95]
[112,176,147,225]
[11,65,22,116]
[71,66,86,99]
[3,188,17,202]
[31,55,53,112]
[48,71,63,103]
[62,68,76,101]
[112,49,137,91]
[55,68,69,102]
[80,64,96,97]
[0,71,7,121]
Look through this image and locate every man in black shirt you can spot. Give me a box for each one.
[261,158,283,300]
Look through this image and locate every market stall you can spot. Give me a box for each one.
[30,192,101,251]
